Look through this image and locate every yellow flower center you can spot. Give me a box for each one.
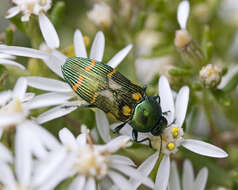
[171,126,179,138]
[83,36,90,48]
[167,142,175,150]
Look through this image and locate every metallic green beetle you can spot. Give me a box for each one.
[62,57,168,146]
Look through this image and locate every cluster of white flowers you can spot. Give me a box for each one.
[0,0,230,190]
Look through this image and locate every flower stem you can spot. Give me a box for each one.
[149,153,164,181]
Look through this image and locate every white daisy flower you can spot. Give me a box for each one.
[127,76,227,190]
[174,0,192,49]
[36,128,154,190]
[88,2,112,28]
[0,53,25,70]
[168,159,208,190]
[0,139,64,190]
[5,0,59,49]
[0,77,61,159]
[0,30,132,124]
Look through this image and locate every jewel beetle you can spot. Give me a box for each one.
[62,57,168,146]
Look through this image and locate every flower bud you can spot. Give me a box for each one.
[200,64,222,88]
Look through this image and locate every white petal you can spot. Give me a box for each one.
[0,162,16,188]
[111,164,154,189]
[59,128,77,149]
[0,59,25,70]
[0,45,49,59]
[159,76,175,124]
[155,155,170,190]
[194,168,208,190]
[26,76,72,92]
[32,147,67,187]
[108,171,134,190]
[177,0,190,29]
[130,152,159,188]
[43,50,66,78]
[95,110,111,143]
[0,53,15,59]
[76,134,87,146]
[110,155,135,167]
[15,126,32,186]
[0,90,12,106]
[74,29,87,58]
[13,77,27,100]
[89,31,105,61]
[0,143,12,163]
[28,92,73,109]
[29,122,60,151]
[107,44,132,68]
[39,13,59,49]
[218,64,238,89]
[175,86,189,128]
[68,176,86,190]
[168,161,180,190]
[0,113,24,128]
[182,139,228,158]
[182,159,194,190]
[85,177,96,190]
[6,6,20,19]
[20,122,48,159]
[99,135,130,153]
[36,103,77,124]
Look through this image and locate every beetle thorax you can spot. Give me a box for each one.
[130,97,162,132]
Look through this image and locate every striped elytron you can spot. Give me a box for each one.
[62,57,168,146]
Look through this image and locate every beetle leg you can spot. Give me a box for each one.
[142,85,147,92]
[132,130,152,148]
[162,110,171,115]
[84,104,97,108]
[112,122,127,133]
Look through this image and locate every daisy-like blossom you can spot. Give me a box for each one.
[87,2,112,28]
[174,0,191,49]
[0,29,132,125]
[36,128,154,190]
[5,0,59,49]
[0,77,62,159]
[0,138,65,190]
[168,160,208,190]
[112,76,227,190]
[0,53,25,70]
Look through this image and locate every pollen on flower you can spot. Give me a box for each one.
[167,142,175,150]
[74,145,109,179]
[83,36,90,48]
[171,126,179,138]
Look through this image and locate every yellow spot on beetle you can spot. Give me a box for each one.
[107,69,116,78]
[122,105,131,116]
[132,92,142,101]
[167,142,175,150]
[107,112,116,120]
[73,76,83,91]
[90,93,98,104]
[85,59,96,71]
